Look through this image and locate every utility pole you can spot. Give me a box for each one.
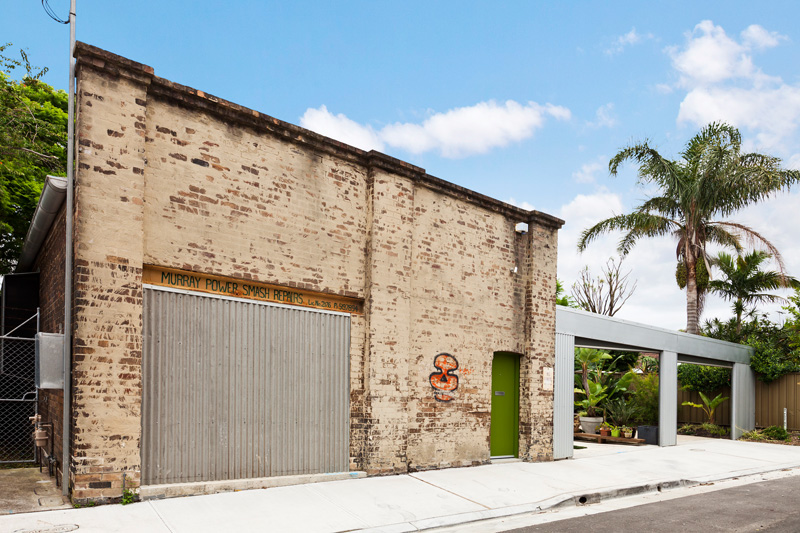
[62,0,76,498]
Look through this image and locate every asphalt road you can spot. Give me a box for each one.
[508,475,800,532]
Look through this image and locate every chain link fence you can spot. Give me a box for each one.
[0,336,37,463]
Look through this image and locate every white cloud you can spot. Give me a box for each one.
[586,103,617,129]
[668,20,757,87]
[605,28,653,56]
[572,158,606,184]
[655,83,674,94]
[299,105,384,152]
[668,21,800,158]
[507,197,535,211]
[741,24,786,50]
[677,85,800,152]
[300,100,571,159]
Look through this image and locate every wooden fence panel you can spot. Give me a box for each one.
[676,373,800,430]
[754,372,800,430]
[677,387,731,426]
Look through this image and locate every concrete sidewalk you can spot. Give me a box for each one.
[4,436,800,533]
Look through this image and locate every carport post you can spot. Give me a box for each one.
[553,333,575,459]
[731,362,756,440]
[659,351,677,446]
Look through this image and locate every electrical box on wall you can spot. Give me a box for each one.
[35,332,64,389]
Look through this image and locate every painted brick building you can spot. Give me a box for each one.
[17,42,563,503]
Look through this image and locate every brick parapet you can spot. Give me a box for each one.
[74,42,563,231]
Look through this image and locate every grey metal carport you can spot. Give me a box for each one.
[554,307,756,460]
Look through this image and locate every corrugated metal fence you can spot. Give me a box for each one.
[142,287,351,485]
[677,372,800,430]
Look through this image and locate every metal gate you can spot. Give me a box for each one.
[0,314,38,464]
[141,287,351,485]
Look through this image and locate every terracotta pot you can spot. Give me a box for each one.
[599,428,611,436]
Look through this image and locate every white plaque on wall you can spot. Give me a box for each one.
[543,366,554,391]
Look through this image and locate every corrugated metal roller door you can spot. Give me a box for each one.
[142,287,350,485]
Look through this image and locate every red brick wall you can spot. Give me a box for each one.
[33,205,67,479]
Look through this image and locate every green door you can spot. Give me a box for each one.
[490,352,519,457]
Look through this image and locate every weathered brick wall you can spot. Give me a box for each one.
[71,54,151,502]
[32,205,67,477]
[519,222,559,461]
[139,90,372,472]
[361,167,416,474]
[69,42,562,500]
[405,188,525,469]
[37,390,63,475]
[34,206,66,334]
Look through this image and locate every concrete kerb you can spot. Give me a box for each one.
[373,480,698,532]
[417,472,800,533]
[375,462,800,532]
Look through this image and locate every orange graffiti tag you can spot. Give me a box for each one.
[429,353,459,402]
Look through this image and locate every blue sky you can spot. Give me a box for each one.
[5,1,800,330]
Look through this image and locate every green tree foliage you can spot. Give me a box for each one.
[677,364,731,394]
[708,251,800,333]
[0,43,67,273]
[578,122,800,334]
[556,279,578,307]
[787,289,800,352]
[703,312,800,383]
[573,348,636,417]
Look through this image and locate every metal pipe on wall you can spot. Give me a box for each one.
[62,0,76,497]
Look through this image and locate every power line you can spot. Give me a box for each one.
[42,0,69,24]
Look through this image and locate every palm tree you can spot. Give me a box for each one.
[578,122,800,334]
[709,251,800,333]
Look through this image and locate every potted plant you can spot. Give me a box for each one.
[574,349,611,434]
[598,422,613,436]
[621,426,634,438]
[604,397,642,439]
[631,373,659,445]
[611,426,621,438]
[575,380,608,434]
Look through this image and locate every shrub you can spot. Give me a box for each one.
[677,364,730,394]
[700,423,729,437]
[741,429,764,441]
[630,373,659,425]
[761,425,790,441]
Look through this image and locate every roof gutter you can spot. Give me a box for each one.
[15,175,68,273]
